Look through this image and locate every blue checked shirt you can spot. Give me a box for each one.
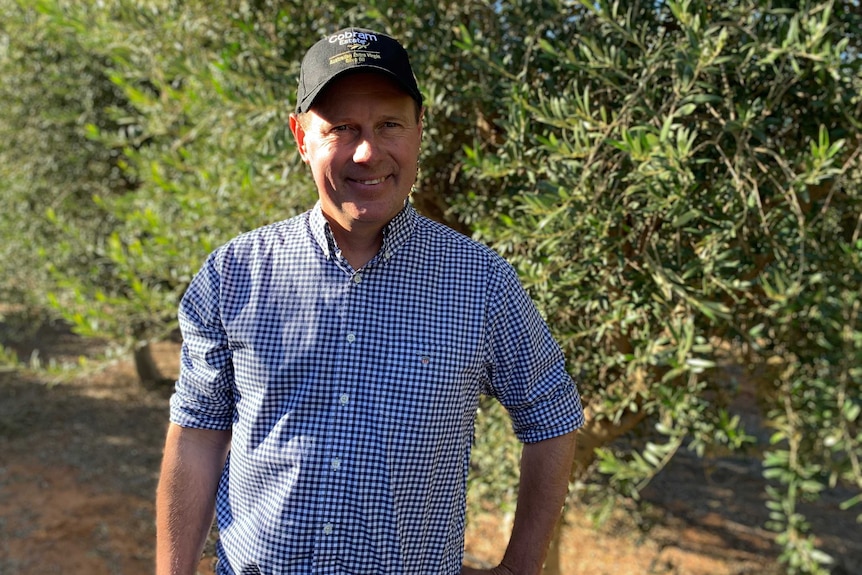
[170,202,584,575]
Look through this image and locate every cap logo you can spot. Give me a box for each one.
[327,31,382,68]
[328,30,378,47]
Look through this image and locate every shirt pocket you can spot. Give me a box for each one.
[374,342,472,433]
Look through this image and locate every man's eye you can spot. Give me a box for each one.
[331,125,350,132]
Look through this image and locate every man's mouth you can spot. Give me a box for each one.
[354,176,387,185]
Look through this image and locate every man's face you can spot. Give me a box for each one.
[290,72,423,236]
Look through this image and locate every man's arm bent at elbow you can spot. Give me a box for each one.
[463,430,577,575]
[156,423,231,575]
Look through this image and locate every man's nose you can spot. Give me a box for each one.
[353,133,378,163]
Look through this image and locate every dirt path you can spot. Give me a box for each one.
[0,317,859,574]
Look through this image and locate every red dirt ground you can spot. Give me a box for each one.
[1,318,859,574]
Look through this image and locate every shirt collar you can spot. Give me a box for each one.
[308,200,417,263]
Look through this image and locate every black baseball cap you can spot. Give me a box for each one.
[295,27,423,114]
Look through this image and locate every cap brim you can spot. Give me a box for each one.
[296,67,421,114]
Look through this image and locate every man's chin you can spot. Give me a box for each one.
[345,203,401,224]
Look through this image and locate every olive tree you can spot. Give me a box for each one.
[457,0,861,572]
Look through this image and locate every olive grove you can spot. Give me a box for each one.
[1,0,859,572]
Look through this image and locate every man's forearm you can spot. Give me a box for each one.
[498,431,577,575]
[156,424,231,575]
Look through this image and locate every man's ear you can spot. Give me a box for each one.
[289,113,309,163]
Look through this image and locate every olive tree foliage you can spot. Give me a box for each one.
[0,0,131,315]
[457,0,861,572]
[10,0,317,369]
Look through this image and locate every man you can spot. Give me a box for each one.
[156,27,583,575]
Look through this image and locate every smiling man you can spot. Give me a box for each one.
[291,71,422,269]
[156,28,584,575]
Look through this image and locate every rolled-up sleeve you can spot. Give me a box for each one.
[484,261,584,444]
[170,251,235,430]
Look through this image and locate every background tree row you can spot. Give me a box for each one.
[1,1,859,572]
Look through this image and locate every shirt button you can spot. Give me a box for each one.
[323,523,333,535]
[331,457,341,470]
[339,393,349,405]
[353,273,363,284]
[346,333,356,343]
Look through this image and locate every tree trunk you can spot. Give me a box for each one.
[133,340,175,392]
[542,406,649,575]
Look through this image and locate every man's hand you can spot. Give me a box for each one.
[464,431,577,575]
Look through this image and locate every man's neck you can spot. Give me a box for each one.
[328,220,384,270]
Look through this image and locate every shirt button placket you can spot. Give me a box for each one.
[319,267,362,563]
